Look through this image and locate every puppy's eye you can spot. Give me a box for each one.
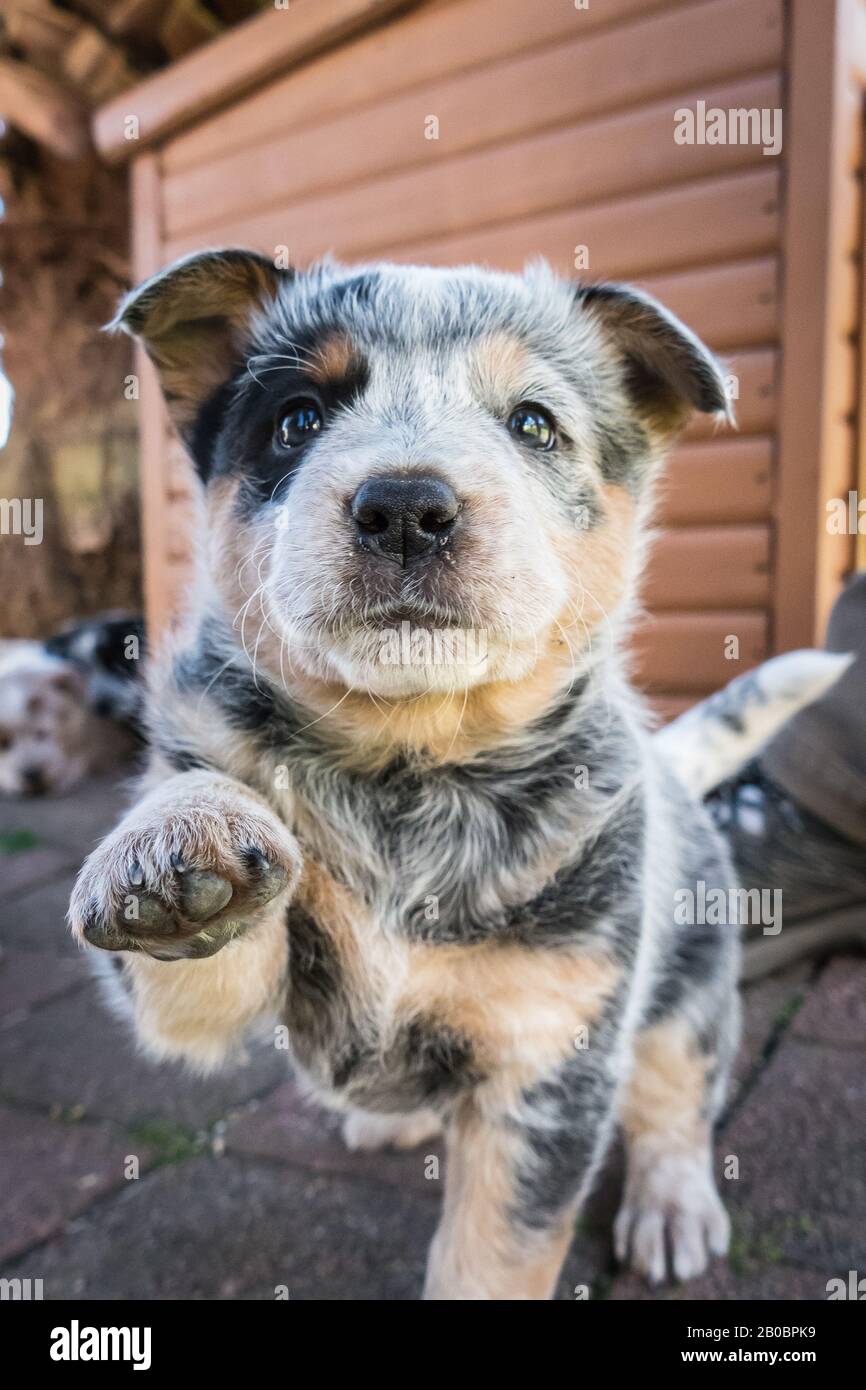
[507,403,557,451]
[275,400,324,449]
[0,733,10,751]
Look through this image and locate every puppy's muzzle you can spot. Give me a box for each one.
[351,475,459,567]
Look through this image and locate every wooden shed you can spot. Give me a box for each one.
[94,0,866,715]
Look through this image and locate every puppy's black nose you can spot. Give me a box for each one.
[351,475,459,567]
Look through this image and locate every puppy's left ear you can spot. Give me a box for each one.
[576,282,731,437]
[110,248,289,441]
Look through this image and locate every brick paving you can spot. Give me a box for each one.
[1,772,863,1301]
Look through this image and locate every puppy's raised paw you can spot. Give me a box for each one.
[69,774,302,960]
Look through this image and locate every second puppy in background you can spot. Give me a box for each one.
[0,614,144,797]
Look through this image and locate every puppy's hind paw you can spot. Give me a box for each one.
[342,1108,443,1152]
[614,1154,730,1285]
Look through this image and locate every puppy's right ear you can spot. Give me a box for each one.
[110,249,290,441]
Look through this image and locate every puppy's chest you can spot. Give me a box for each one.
[285,858,624,1112]
[275,759,646,949]
[268,750,647,1106]
[272,755,620,946]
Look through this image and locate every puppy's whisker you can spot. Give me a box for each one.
[288,686,355,740]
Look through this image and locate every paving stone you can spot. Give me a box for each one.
[608,1262,831,1301]
[0,980,287,1129]
[720,1037,866,1221]
[0,1104,150,1265]
[791,955,866,1048]
[698,1207,865,1295]
[765,1210,866,1273]
[0,772,132,857]
[731,962,812,1105]
[0,874,81,955]
[606,1025,866,1303]
[0,948,88,1022]
[225,1078,446,1196]
[0,1146,612,1302]
[0,846,78,900]
[1,775,861,1302]
[0,1154,438,1300]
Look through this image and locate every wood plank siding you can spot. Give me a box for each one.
[110,0,866,710]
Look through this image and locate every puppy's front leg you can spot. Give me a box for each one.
[69,769,302,1069]
[424,1066,617,1301]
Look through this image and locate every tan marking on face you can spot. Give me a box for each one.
[468,331,532,402]
[620,1018,713,1151]
[551,482,637,637]
[305,332,364,386]
[404,942,620,1078]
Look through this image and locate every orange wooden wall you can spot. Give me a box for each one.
[116,0,865,714]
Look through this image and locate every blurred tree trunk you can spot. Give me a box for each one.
[0,135,141,637]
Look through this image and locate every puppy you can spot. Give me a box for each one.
[70,252,740,1299]
[46,612,146,729]
[0,639,136,796]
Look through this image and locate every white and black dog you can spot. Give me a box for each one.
[0,614,144,797]
[46,613,146,728]
[69,252,815,1298]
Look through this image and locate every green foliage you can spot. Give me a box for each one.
[0,828,40,854]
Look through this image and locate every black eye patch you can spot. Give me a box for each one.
[188,334,369,503]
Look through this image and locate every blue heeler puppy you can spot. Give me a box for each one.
[70,251,741,1299]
